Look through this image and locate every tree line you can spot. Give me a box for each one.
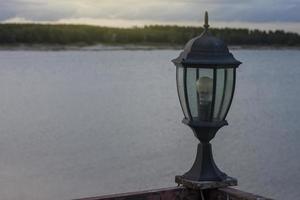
[0,23,299,46]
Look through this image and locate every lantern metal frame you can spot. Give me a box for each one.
[172,12,242,184]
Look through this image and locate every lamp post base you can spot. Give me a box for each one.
[176,142,237,189]
[175,175,237,190]
[184,143,229,181]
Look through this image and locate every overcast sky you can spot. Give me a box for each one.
[1,0,300,33]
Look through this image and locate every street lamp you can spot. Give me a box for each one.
[172,12,242,186]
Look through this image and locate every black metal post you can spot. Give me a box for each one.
[183,143,227,181]
[180,119,229,182]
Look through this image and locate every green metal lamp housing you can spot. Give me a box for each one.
[172,12,241,182]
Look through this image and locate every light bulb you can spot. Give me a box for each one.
[196,76,213,105]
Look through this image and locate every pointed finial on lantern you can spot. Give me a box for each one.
[204,11,209,30]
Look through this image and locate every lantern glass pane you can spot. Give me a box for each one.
[186,68,198,118]
[213,69,225,121]
[219,69,235,119]
[176,65,189,119]
[187,68,213,121]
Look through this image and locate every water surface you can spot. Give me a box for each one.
[0,50,299,200]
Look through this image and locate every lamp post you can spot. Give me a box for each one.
[172,12,242,187]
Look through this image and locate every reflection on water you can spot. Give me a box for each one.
[0,50,299,200]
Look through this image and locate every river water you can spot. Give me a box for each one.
[0,49,299,200]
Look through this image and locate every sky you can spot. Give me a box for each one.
[1,0,300,33]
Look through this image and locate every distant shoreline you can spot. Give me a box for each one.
[1,24,300,50]
[1,44,300,51]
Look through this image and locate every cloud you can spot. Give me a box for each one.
[0,0,76,21]
[0,0,299,28]
[212,0,300,22]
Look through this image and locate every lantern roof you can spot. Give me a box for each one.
[172,12,241,67]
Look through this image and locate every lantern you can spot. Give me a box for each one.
[172,12,242,183]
